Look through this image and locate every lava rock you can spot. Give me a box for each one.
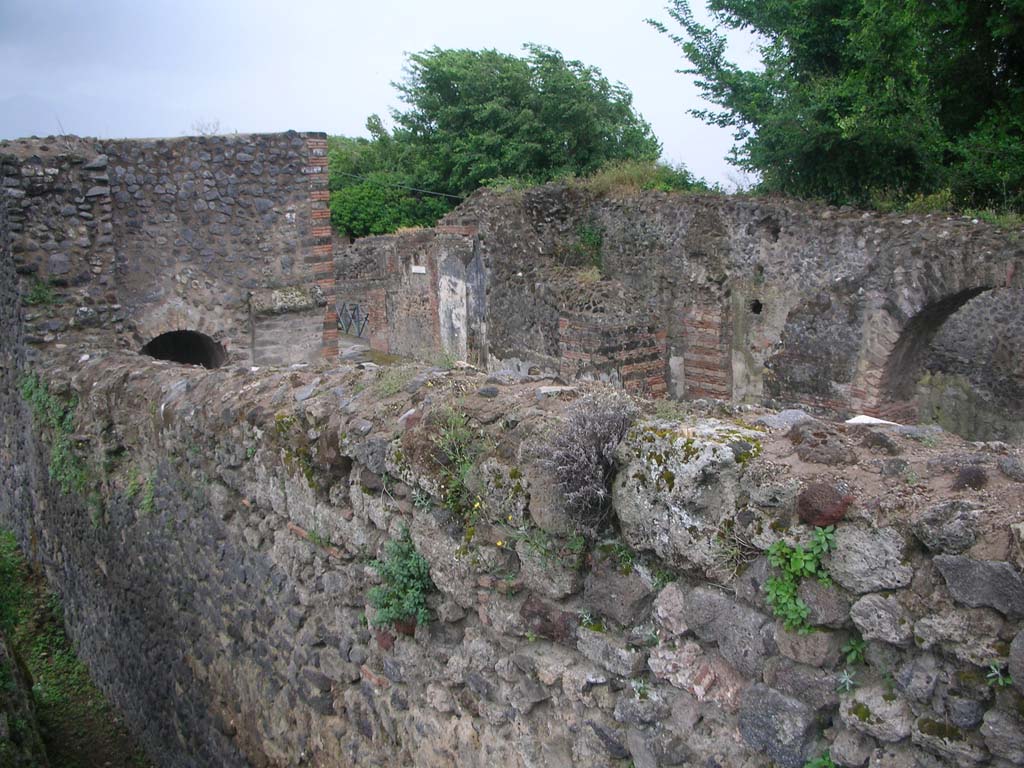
[797,481,854,526]
[850,594,913,646]
[934,555,1024,618]
[738,684,818,768]
[827,527,913,593]
[913,500,981,554]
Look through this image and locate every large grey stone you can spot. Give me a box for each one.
[981,709,1024,763]
[775,623,845,666]
[47,252,70,275]
[850,594,913,646]
[839,685,914,742]
[582,552,653,626]
[576,627,647,678]
[799,577,852,628]
[911,717,990,766]
[830,726,876,767]
[738,684,818,768]
[914,607,1006,666]
[516,539,582,600]
[913,500,981,554]
[997,456,1024,483]
[894,653,940,704]
[827,527,913,593]
[1009,630,1024,697]
[683,586,774,676]
[934,555,1024,618]
[611,420,762,577]
[762,656,839,712]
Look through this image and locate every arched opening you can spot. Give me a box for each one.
[878,287,990,402]
[876,286,1024,441]
[140,330,226,369]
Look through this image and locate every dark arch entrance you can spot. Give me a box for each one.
[878,287,991,403]
[140,330,226,369]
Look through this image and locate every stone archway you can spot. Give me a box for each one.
[128,298,233,366]
[850,260,1020,420]
[140,330,226,369]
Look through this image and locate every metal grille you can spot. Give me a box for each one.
[336,301,370,337]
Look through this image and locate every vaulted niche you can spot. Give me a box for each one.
[140,330,226,369]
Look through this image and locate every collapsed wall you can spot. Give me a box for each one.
[4,200,1024,765]
[335,185,1024,441]
[3,136,1024,767]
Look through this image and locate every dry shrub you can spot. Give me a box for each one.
[542,391,639,530]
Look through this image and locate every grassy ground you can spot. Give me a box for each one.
[0,530,152,768]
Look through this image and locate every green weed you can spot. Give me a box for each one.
[764,526,836,633]
[368,527,435,629]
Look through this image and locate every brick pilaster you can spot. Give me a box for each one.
[303,134,337,358]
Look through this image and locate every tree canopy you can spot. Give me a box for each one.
[329,44,675,237]
[650,0,1024,210]
[391,45,662,196]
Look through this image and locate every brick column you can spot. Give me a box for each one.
[682,302,732,400]
[303,133,337,358]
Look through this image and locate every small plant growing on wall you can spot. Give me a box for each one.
[764,525,836,633]
[19,373,88,495]
[542,391,638,531]
[368,527,435,630]
[432,408,485,524]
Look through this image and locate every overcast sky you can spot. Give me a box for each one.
[0,0,760,187]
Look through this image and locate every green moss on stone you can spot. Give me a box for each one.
[917,718,964,741]
[849,702,872,722]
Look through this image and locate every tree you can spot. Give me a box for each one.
[328,118,453,239]
[390,45,663,196]
[651,0,1024,210]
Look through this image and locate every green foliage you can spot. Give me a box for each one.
[598,539,637,575]
[764,526,836,633]
[24,279,55,306]
[373,365,416,397]
[581,158,710,195]
[432,408,485,524]
[307,529,333,549]
[651,0,1024,211]
[368,527,435,628]
[393,45,661,198]
[329,45,683,237]
[0,529,151,766]
[567,223,603,270]
[138,477,155,516]
[20,373,88,495]
[843,635,868,665]
[804,751,836,768]
[836,669,857,693]
[987,662,1013,688]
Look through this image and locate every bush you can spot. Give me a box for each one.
[581,158,711,196]
[368,528,435,628]
[543,392,639,530]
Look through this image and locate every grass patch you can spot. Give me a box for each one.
[0,530,151,767]
[373,365,416,397]
[20,372,89,496]
[24,280,56,306]
[579,159,709,196]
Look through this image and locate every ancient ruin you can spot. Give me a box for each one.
[2,132,1023,767]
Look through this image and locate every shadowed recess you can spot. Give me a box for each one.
[140,330,226,369]
[879,287,991,401]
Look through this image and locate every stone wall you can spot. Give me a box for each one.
[1,132,332,367]
[333,226,483,363]
[334,185,1024,439]
[3,239,1024,768]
